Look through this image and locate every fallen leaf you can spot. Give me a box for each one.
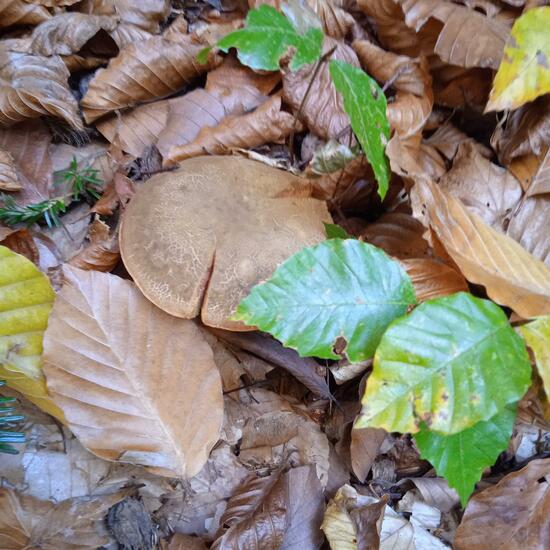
[212,466,324,550]
[486,7,550,111]
[166,94,295,163]
[0,149,20,191]
[306,0,355,39]
[520,317,550,405]
[0,228,39,264]
[411,179,550,317]
[432,65,492,111]
[0,0,51,29]
[0,246,63,420]
[108,22,153,48]
[169,534,208,550]
[527,148,550,196]
[454,459,550,549]
[69,218,120,272]
[120,155,330,329]
[0,487,133,549]
[81,17,221,123]
[283,37,359,140]
[395,0,510,69]
[30,13,119,56]
[42,265,224,478]
[350,427,386,482]
[0,47,82,129]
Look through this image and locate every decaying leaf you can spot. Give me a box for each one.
[520,317,550,405]
[411,179,550,317]
[0,246,63,420]
[454,459,550,549]
[81,17,221,122]
[120,155,330,328]
[169,534,208,550]
[350,427,386,483]
[0,149,20,191]
[166,95,295,163]
[0,487,133,549]
[0,48,82,129]
[0,0,51,29]
[42,265,224,478]
[527,148,550,197]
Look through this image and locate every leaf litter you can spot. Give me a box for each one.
[0,0,550,548]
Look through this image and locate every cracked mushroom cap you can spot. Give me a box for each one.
[120,156,332,330]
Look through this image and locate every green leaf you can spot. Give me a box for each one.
[356,292,531,435]
[216,5,324,71]
[329,60,390,199]
[486,7,550,111]
[234,239,416,362]
[519,316,550,402]
[324,222,353,240]
[414,404,517,507]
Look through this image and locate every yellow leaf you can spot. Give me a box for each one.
[486,7,550,112]
[520,316,550,402]
[0,246,64,421]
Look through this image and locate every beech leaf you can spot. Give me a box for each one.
[42,265,224,478]
[357,292,531,435]
[520,316,550,404]
[486,7,550,112]
[216,4,324,71]
[414,404,517,506]
[234,239,416,362]
[329,60,391,198]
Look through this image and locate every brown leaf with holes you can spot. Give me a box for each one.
[81,17,221,123]
[30,13,119,56]
[0,47,82,129]
[395,0,510,69]
[69,219,120,272]
[119,155,330,328]
[0,487,133,550]
[455,459,550,550]
[166,95,296,164]
[43,265,224,478]
[212,466,324,550]
[411,179,550,317]
[0,149,20,191]
[0,0,51,29]
[283,37,359,140]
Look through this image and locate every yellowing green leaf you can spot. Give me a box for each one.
[0,246,63,421]
[520,316,550,402]
[486,7,550,112]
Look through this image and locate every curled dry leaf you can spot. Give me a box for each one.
[432,65,492,111]
[411,179,550,317]
[81,17,220,123]
[0,228,38,264]
[455,459,550,550]
[120,155,330,329]
[353,40,433,138]
[0,487,134,550]
[69,218,120,272]
[212,466,324,550]
[0,48,82,129]
[30,13,119,56]
[42,265,224,478]
[395,0,510,69]
[0,149,20,191]
[109,23,152,48]
[283,37,359,140]
[166,95,296,164]
[350,427,386,483]
[0,0,51,29]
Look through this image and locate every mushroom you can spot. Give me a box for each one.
[120,156,332,330]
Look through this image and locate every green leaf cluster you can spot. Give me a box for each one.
[235,240,532,505]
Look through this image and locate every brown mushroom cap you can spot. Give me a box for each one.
[120,156,332,330]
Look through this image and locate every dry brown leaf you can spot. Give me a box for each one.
[527,148,550,197]
[283,37,359,140]
[411,179,550,317]
[0,228,39,264]
[42,265,224,478]
[401,258,469,301]
[0,487,132,549]
[81,17,220,123]
[109,22,153,48]
[424,121,492,161]
[395,0,510,69]
[77,0,170,33]
[0,0,51,29]
[30,13,119,56]
[350,428,386,483]
[455,459,550,550]
[120,155,330,329]
[0,148,20,191]
[68,218,120,272]
[169,534,208,550]
[166,95,296,164]
[212,466,324,550]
